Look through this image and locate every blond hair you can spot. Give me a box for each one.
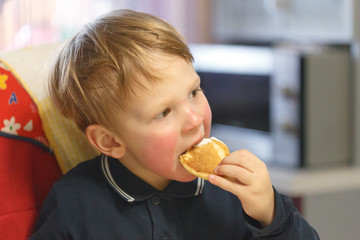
[49,9,193,132]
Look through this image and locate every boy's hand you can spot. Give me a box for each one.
[208,149,275,227]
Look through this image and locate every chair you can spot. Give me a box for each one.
[0,43,98,239]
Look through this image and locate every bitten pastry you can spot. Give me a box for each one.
[179,137,230,180]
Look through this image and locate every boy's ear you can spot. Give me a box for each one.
[85,124,126,159]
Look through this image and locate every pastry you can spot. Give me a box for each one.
[179,137,230,180]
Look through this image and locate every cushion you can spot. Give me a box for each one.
[0,43,98,173]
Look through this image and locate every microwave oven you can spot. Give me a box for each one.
[190,44,351,168]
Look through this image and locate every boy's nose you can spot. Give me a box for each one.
[182,104,203,133]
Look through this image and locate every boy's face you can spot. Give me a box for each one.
[116,56,212,186]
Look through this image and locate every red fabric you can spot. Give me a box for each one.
[0,136,62,239]
[0,66,62,239]
[0,67,48,146]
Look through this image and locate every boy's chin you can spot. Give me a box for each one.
[175,172,198,182]
[172,162,199,182]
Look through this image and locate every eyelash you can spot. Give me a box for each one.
[155,108,171,120]
[190,88,204,98]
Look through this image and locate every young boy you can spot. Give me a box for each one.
[30,9,319,239]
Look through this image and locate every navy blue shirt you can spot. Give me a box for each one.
[30,154,319,239]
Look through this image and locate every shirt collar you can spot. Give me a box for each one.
[100,154,205,203]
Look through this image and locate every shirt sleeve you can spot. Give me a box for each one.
[29,189,70,240]
[242,188,320,240]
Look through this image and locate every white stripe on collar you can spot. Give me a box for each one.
[101,155,135,202]
[195,177,205,195]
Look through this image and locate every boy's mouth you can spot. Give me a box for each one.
[179,149,189,159]
[179,137,204,159]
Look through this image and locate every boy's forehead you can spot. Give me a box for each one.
[124,76,171,109]
[131,55,187,91]
[123,56,196,106]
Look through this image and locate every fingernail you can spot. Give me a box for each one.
[208,174,215,182]
[214,166,219,174]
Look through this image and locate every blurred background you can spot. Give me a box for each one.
[0,0,212,50]
[1,0,360,239]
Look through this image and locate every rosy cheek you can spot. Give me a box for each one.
[141,131,178,172]
[202,101,212,137]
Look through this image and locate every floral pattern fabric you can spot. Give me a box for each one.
[0,66,49,146]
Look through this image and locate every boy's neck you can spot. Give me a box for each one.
[148,177,171,191]
[118,158,171,191]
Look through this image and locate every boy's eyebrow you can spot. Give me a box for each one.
[139,73,200,105]
[193,75,201,87]
[144,76,201,115]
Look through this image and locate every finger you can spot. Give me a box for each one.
[220,150,261,172]
[208,174,246,198]
[215,164,254,185]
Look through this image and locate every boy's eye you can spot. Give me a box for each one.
[155,108,171,119]
[189,88,203,99]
